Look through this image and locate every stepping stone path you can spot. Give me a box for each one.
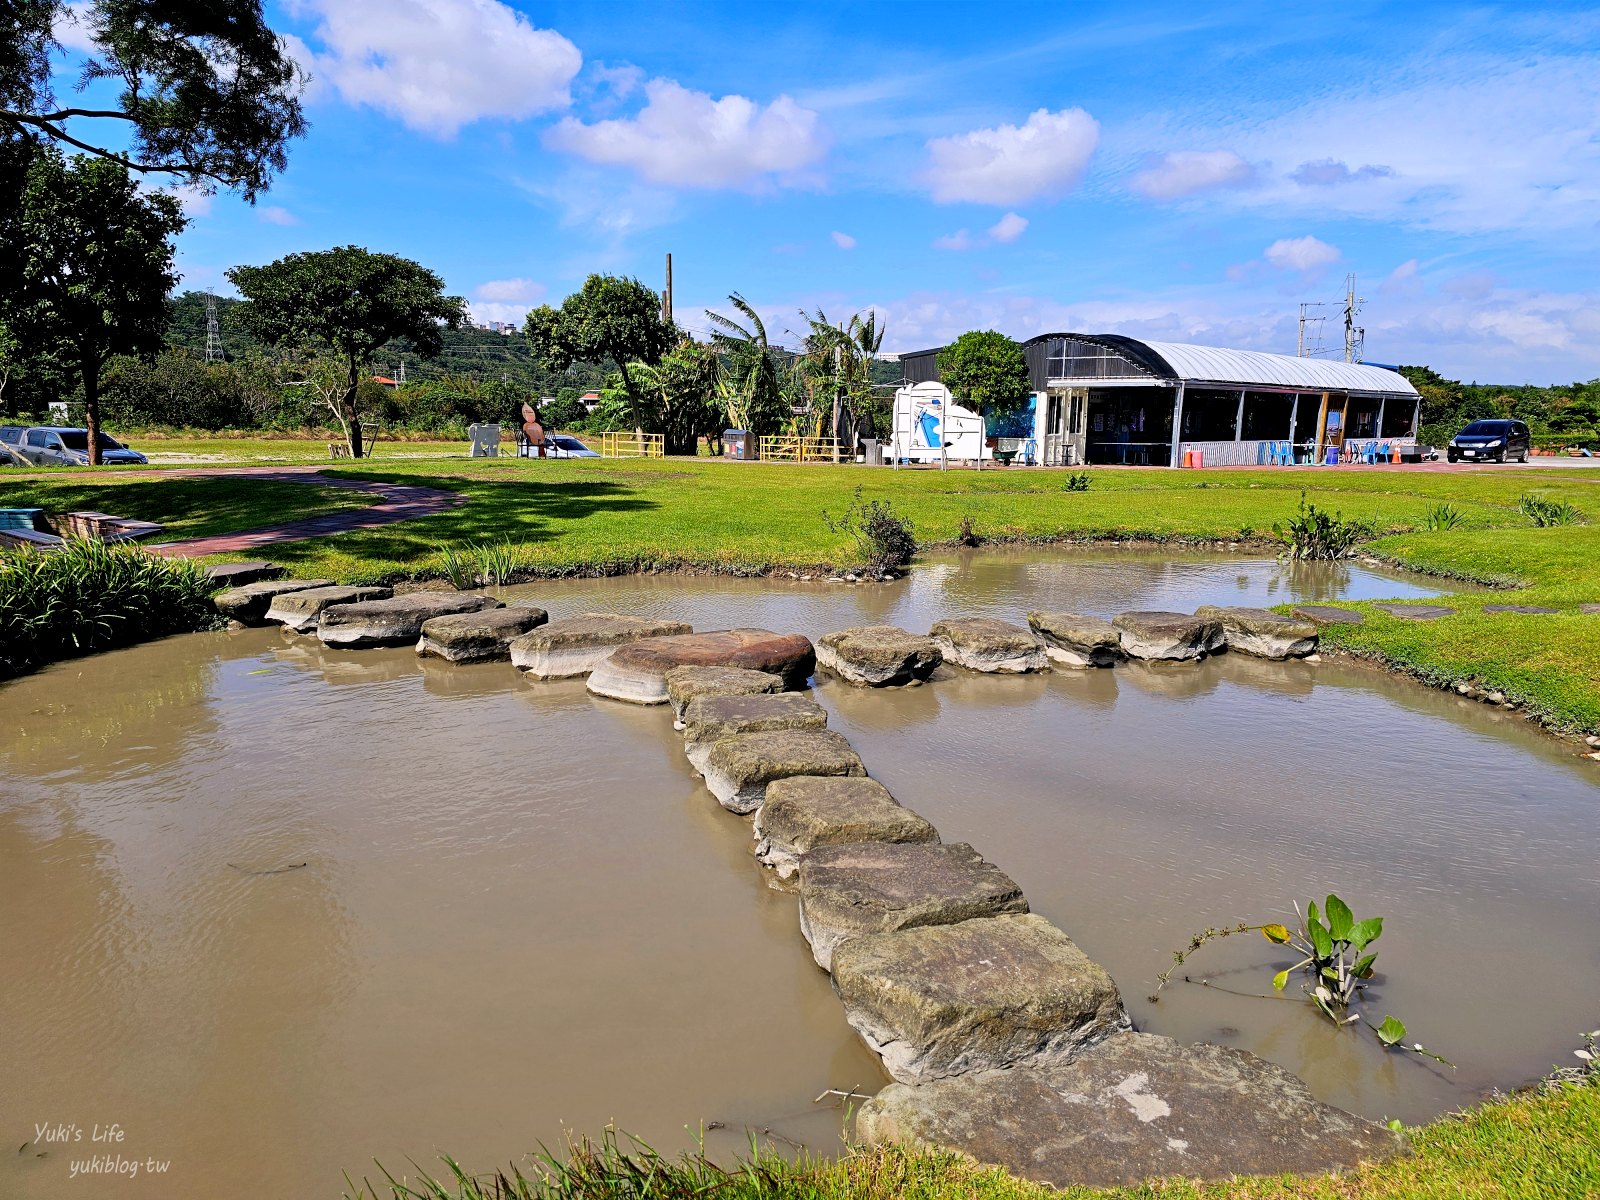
[1026,611,1123,668]
[701,728,865,815]
[665,665,784,725]
[856,1032,1404,1189]
[830,913,1129,1084]
[214,577,334,624]
[1292,604,1365,626]
[587,628,814,704]
[204,560,286,587]
[816,625,942,686]
[318,592,501,649]
[417,604,549,662]
[265,584,393,632]
[1483,604,1559,614]
[1113,611,1222,661]
[929,617,1048,673]
[682,692,828,774]
[510,614,692,679]
[1371,602,1457,620]
[1581,604,1600,615]
[1194,605,1318,659]
[754,776,938,881]
[797,841,1028,971]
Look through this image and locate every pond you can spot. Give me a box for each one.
[2,549,1594,1199]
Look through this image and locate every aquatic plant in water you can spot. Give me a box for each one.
[1274,492,1374,560]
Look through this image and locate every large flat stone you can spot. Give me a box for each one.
[754,776,938,881]
[204,560,286,587]
[264,585,394,632]
[588,628,814,704]
[929,617,1048,674]
[682,692,829,774]
[831,914,1128,1083]
[1113,611,1221,661]
[797,841,1027,971]
[1482,604,1559,615]
[1292,604,1365,627]
[318,591,501,648]
[817,626,943,686]
[214,577,335,624]
[701,729,865,815]
[1194,605,1318,660]
[856,1032,1405,1189]
[417,604,549,662]
[1026,611,1123,668]
[665,665,785,724]
[1579,603,1600,615]
[509,613,693,679]
[1371,602,1456,621]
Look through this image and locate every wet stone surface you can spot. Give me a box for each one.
[682,692,829,774]
[1113,611,1222,661]
[509,613,693,680]
[318,592,501,649]
[817,626,943,686]
[929,617,1048,674]
[701,728,866,815]
[830,914,1128,1083]
[417,604,549,662]
[214,577,335,624]
[797,841,1028,971]
[1194,605,1318,660]
[753,776,938,881]
[1026,611,1123,668]
[855,1032,1405,1189]
[264,585,394,632]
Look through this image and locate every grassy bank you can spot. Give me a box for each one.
[348,1079,1600,1200]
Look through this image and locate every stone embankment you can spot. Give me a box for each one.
[214,565,1402,1188]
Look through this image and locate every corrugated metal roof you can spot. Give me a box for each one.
[1135,340,1418,396]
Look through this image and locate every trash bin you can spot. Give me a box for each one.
[723,430,752,460]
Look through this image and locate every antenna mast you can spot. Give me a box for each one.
[1343,274,1365,364]
[204,291,225,363]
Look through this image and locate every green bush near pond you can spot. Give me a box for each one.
[0,539,218,677]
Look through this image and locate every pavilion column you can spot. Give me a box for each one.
[1288,393,1300,443]
[1234,389,1246,440]
[1169,383,1186,467]
[1375,397,1386,438]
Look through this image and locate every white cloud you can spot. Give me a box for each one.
[290,0,581,136]
[1130,150,1252,200]
[831,231,857,249]
[545,79,828,189]
[1264,236,1340,272]
[474,278,544,303]
[933,229,973,251]
[51,2,97,54]
[258,205,298,226]
[987,212,1028,243]
[923,107,1099,205]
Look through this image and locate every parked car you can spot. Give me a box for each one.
[12,426,149,466]
[544,434,600,459]
[1447,419,1530,464]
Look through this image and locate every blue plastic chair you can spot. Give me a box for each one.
[1377,441,1391,463]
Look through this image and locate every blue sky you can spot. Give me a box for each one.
[55,1,1600,382]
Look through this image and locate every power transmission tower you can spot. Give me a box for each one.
[1297,302,1327,357]
[204,291,225,363]
[1343,274,1365,364]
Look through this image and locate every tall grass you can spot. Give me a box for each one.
[0,539,217,676]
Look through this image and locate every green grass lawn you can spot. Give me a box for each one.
[127,435,468,464]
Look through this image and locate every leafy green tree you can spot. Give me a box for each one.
[790,308,889,446]
[524,275,674,431]
[629,338,722,455]
[227,246,467,457]
[1,0,306,200]
[540,387,586,431]
[9,147,184,461]
[706,292,787,435]
[938,330,1031,468]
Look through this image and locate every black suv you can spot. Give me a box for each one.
[1447,419,1530,464]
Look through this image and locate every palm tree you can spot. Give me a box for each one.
[705,293,784,435]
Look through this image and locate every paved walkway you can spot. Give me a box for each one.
[148,468,466,558]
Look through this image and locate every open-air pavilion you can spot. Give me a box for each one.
[899,333,1421,467]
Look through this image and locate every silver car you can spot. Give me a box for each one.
[12,426,149,466]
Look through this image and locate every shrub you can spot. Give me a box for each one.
[0,540,217,676]
[956,513,982,547]
[1424,502,1466,530]
[1519,493,1582,527]
[1062,471,1091,492]
[822,487,916,576]
[1274,492,1374,560]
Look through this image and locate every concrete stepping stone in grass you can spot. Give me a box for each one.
[701,728,865,815]
[509,613,693,680]
[264,585,394,632]
[214,577,334,625]
[204,560,286,587]
[754,776,938,882]
[1482,604,1560,615]
[929,617,1048,673]
[318,592,501,649]
[587,629,815,704]
[664,665,784,726]
[1026,611,1124,668]
[816,625,943,686]
[681,692,829,774]
[1194,605,1318,660]
[1580,604,1600,615]
[417,604,548,663]
[1371,602,1457,620]
[830,913,1129,1084]
[1113,611,1223,661]
[855,1031,1405,1190]
[1292,604,1364,627]
[796,841,1027,971]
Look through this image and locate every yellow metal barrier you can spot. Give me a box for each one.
[598,431,664,458]
[758,435,844,463]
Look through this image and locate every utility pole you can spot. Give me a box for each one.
[662,252,673,326]
[204,291,225,363]
[1343,274,1365,364]
[1297,302,1326,357]
[832,343,842,463]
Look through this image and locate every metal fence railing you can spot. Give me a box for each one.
[759,435,843,463]
[597,431,664,458]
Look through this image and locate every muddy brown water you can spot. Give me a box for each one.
[3,548,1595,1198]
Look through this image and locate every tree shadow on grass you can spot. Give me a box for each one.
[0,477,371,540]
